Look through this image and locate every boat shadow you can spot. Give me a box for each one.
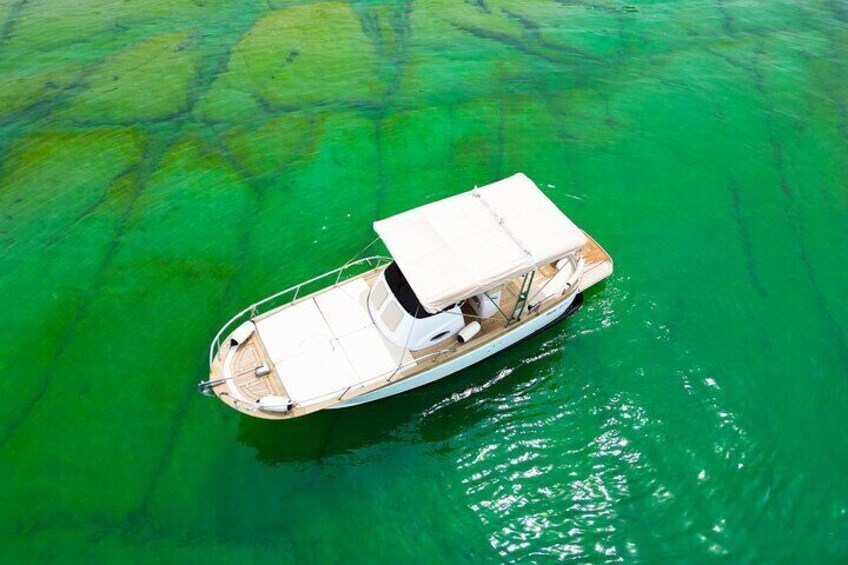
[235,395,421,466]
[236,329,572,466]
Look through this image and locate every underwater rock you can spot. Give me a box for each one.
[221,112,324,177]
[0,130,144,246]
[0,65,83,120]
[59,31,200,123]
[200,2,381,121]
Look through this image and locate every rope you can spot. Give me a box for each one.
[472,189,534,259]
[434,302,504,322]
[340,236,381,271]
[437,309,494,321]
[484,291,510,321]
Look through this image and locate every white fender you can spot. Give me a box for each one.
[258,396,293,413]
[457,321,481,344]
[229,321,255,345]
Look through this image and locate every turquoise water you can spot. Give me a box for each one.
[0,0,846,561]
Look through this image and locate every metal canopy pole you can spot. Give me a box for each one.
[508,269,535,324]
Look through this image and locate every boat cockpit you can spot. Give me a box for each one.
[368,262,466,352]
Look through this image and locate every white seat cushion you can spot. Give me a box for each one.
[255,299,332,364]
[314,278,373,338]
[337,325,414,382]
[274,345,358,404]
[253,285,417,405]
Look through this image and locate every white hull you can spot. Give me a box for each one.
[332,293,578,408]
[203,229,612,420]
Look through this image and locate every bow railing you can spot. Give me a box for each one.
[208,256,391,367]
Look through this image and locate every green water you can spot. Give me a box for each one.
[1,0,846,561]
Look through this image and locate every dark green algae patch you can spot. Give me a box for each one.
[1,0,847,562]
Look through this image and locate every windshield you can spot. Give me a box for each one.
[383,262,440,319]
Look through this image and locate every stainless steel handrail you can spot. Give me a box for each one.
[208,255,392,367]
[336,345,456,401]
[208,253,584,407]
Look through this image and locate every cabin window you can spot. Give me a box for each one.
[381,300,404,332]
[370,280,388,310]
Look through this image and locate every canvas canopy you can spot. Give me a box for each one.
[373,173,588,313]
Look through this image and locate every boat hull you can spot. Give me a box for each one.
[332,292,583,408]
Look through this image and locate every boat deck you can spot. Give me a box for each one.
[225,334,288,402]
[210,233,612,418]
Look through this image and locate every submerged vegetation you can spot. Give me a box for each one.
[0,0,846,561]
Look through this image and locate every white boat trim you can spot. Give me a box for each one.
[332,292,579,408]
[199,173,614,420]
[208,256,392,366]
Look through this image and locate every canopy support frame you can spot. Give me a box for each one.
[507,269,535,324]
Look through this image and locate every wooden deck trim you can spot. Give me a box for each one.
[210,232,613,419]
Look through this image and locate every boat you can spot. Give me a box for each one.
[198,173,613,419]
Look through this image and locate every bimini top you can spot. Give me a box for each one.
[374,173,588,313]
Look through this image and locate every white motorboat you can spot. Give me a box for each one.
[199,173,613,419]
